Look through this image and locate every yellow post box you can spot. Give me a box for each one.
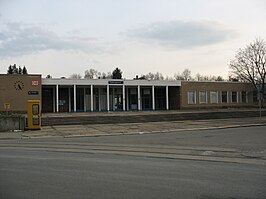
[27,100,41,130]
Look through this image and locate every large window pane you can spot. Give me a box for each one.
[199,91,207,104]
[188,91,196,104]
[210,91,218,104]
[222,91,228,103]
[231,91,237,103]
[241,91,247,103]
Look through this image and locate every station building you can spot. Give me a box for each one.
[0,74,259,113]
[42,78,181,112]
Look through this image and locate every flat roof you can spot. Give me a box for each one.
[42,78,181,86]
[0,74,41,77]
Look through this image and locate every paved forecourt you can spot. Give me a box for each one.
[0,116,266,139]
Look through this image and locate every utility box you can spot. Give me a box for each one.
[26,100,41,130]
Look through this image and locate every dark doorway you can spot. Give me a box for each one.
[155,87,166,110]
[42,86,54,113]
[142,88,152,110]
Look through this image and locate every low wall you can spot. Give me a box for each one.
[0,115,25,132]
[42,109,266,126]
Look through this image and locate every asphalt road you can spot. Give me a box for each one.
[62,125,266,151]
[0,126,266,199]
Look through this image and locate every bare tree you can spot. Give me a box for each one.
[194,73,225,82]
[195,73,202,81]
[181,69,192,80]
[174,72,184,80]
[174,69,191,80]
[101,72,107,79]
[69,73,82,79]
[216,76,224,81]
[144,72,164,80]
[165,76,174,81]
[84,68,98,79]
[154,72,164,80]
[229,38,266,101]
[106,72,112,79]
[145,72,155,80]
[96,72,102,79]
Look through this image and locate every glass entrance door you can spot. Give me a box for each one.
[114,94,123,111]
[142,88,152,110]
[129,88,138,110]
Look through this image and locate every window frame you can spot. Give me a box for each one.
[199,91,207,104]
[210,91,218,104]
[241,91,247,103]
[187,91,196,105]
[221,91,228,103]
[231,91,238,103]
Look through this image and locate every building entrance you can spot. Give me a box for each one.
[155,87,166,110]
[142,88,152,110]
[128,88,138,110]
[114,94,123,111]
[109,87,123,111]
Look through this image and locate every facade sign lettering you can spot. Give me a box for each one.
[28,91,39,95]
[32,80,39,86]
[108,81,124,84]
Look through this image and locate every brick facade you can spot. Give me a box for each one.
[180,81,256,109]
[0,74,42,113]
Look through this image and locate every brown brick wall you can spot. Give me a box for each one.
[180,81,255,109]
[0,74,42,113]
[169,86,180,110]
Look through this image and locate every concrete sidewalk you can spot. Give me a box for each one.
[0,117,265,139]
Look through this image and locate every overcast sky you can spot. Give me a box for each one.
[0,0,265,79]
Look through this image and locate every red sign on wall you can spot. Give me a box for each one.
[32,80,39,86]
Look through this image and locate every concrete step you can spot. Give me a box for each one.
[41,110,266,126]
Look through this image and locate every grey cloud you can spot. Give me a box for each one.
[126,20,236,48]
[0,22,100,57]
